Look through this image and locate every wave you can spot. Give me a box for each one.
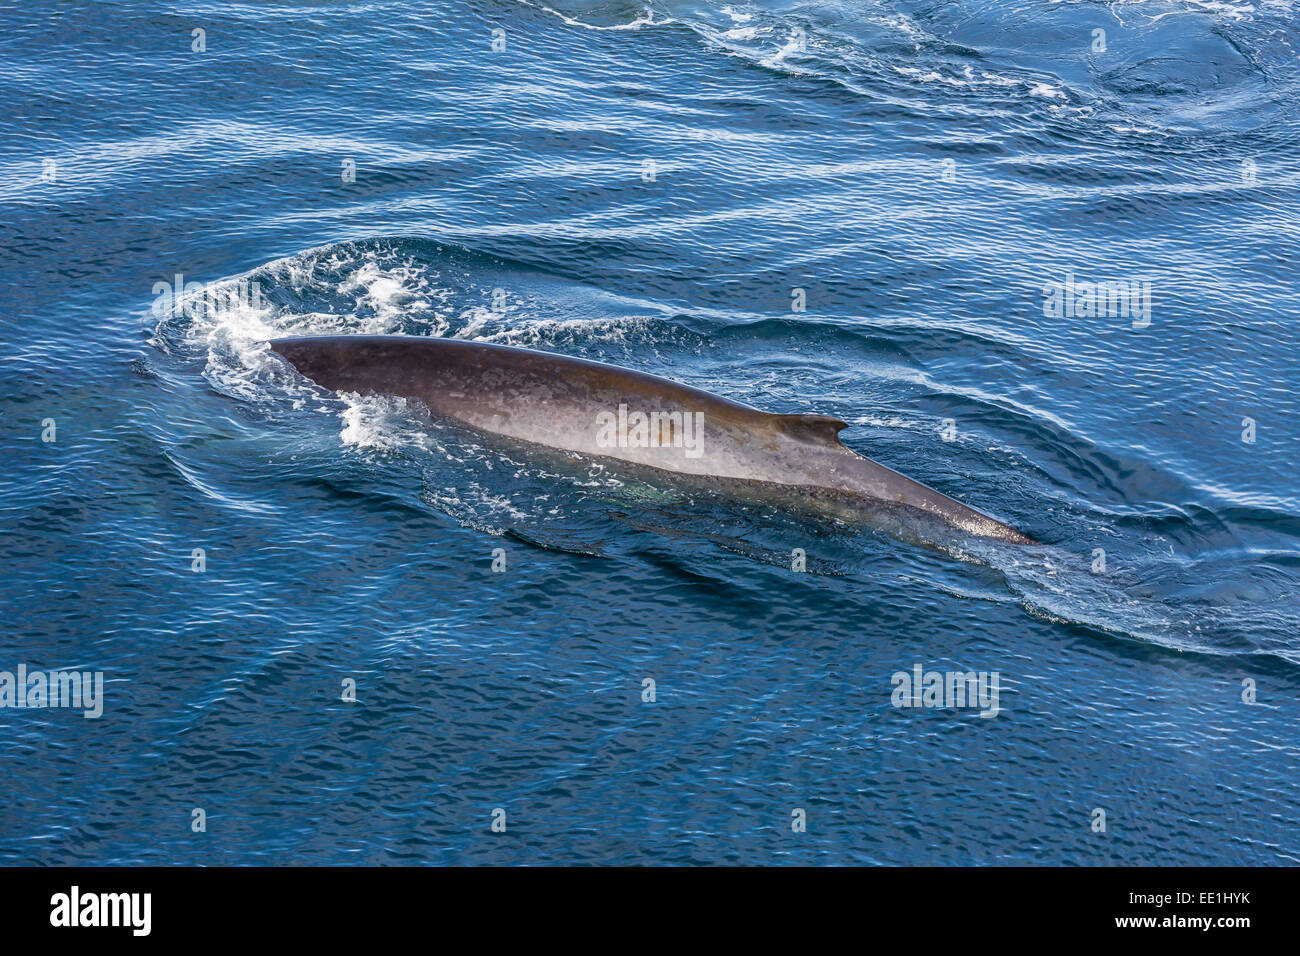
[523,0,1299,137]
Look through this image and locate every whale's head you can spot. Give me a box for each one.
[268,334,484,406]
[269,335,355,386]
[268,335,423,396]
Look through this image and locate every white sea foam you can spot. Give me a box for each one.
[154,242,458,406]
[513,0,671,31]
[337,393,430,451]
[476,313,654,347]
[721,26,764,41]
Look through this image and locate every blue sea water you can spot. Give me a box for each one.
[2,0,1298,865]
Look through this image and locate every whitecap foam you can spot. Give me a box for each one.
[337,392,432,453]
[152,241,458,410]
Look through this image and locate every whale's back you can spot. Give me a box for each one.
[269,334,1036,544]
[271,334,792,473]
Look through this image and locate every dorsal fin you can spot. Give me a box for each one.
[772,413,849,446]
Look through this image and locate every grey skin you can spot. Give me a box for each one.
[268,334,1037,545]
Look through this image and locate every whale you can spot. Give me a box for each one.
[267,334,1037,545]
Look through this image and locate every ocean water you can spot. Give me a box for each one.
[2,0,1298,865]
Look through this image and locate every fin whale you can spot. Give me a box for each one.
[268,334,1037,545]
